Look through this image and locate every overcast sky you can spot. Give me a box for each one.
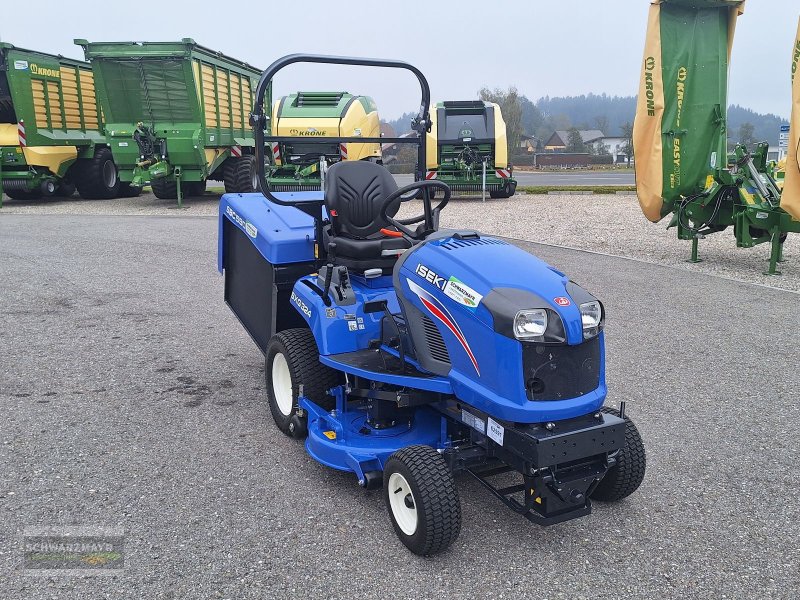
[2,1,797,123]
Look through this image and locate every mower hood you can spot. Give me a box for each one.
[393,230,606,422]
[395,231,594,346]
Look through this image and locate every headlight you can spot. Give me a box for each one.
[514,309,548,340]
[580,301,603,339]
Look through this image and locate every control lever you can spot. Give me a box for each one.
[322,242,337,302]
[364,299,406,374]
[335,266,350,301]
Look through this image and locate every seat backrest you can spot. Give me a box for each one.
[324,161,400,239]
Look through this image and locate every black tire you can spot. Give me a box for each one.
[150,178,177,199]
[224,155,257,194]
[120,182,142,198]
[490,182,516,199]
[55,180,76,198]
[40,179,57,197]
[590,407,646,502]
[184,180,206,197]
[76,147,121,199]
[383,445,461,556]
[5,188,42,200]
[151,179,204,200]
[264,328,343,435]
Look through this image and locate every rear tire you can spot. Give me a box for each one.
[590,407,646,502]
[55,180,76,198]
[151,179,204,199]
[4,188,41,200]
[224,155,258,194]
[184,180,206,197]
[151,178,178,199]
[264,328,343,435]
[120,182,142,198]
[76,147,121,199]
[384,446,461,556]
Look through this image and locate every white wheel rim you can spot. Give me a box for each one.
[102,161,117,187]
[271,352,293,416]
[388,472,418,536]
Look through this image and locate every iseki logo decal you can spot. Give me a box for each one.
[414,264,483,310]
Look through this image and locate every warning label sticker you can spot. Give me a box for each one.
[461,409,485,434]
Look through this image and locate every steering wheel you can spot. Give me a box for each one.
[379,180,451,242]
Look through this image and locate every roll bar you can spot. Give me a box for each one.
[250,54,432,216]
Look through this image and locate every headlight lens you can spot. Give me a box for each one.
[580,301,603,339]
[514,309,548,340]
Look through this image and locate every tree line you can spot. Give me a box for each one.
[383,92,788,160]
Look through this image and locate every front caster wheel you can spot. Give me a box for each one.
[590,407,646,502]
[383,445,461,556]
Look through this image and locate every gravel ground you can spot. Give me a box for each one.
[1,215,799,598]
[2,190,797,291]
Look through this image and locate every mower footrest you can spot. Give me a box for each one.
[465,464,594,527]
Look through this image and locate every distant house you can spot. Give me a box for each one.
[519,133,539,153]
[587,136,631,164]
[544,130,605,151]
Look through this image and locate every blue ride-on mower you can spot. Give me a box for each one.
[218,55,646,555]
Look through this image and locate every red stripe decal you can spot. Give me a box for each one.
[419,296,480,375]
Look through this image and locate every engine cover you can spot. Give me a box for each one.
[393,230,607,423]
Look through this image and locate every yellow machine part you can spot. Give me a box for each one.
[275,116,340,137]
[424,101,508,170]
[426,109,438,170]
[204,148,225,170]
[338,100,381,161]
[633,2,668,222]
[780,16,800,220]
[272,98,381,163]
[22,146,78,174]
[492,102,509,169]
[0,123,19,146]
[0,124,77,173]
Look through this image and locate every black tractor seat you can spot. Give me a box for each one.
[323,161,412,272]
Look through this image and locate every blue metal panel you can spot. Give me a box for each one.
[301,391,443,480]
[288,275,399,354]
[395,236,607,423]
[218,191,324,271]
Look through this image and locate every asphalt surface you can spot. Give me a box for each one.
[394,170,634,187]
[1,215,799,599]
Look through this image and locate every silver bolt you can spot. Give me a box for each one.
[545,422,556,431]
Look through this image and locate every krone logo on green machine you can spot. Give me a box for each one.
[644,56,656,116]
[289,128,327,137]
[675,66,687,127]
[29,64,61,79]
